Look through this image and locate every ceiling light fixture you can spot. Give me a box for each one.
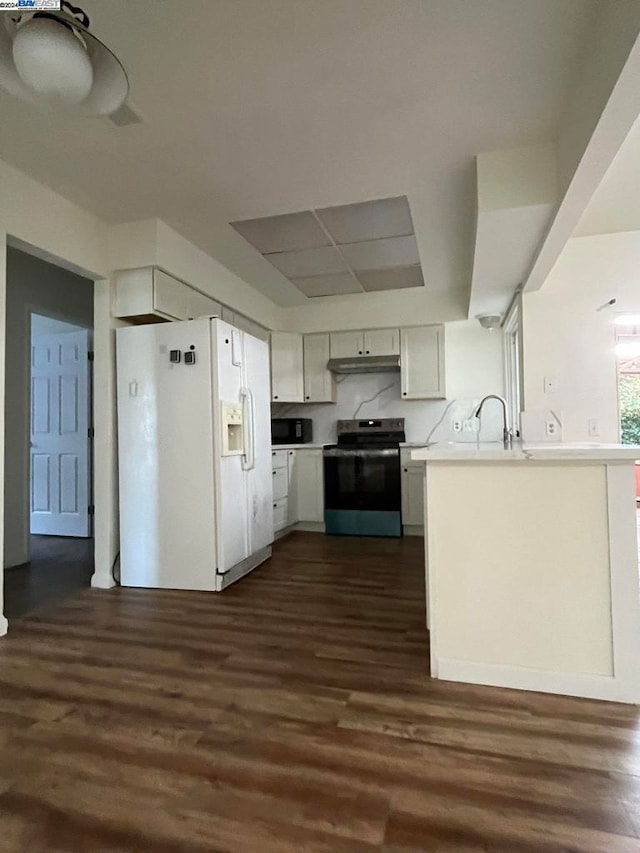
[476,313,502,331]
[0,1,128,116]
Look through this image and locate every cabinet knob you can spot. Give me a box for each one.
[306,395,310,400]
[273,504,277,508]
[403,392,407,396]
[272,451,276,456]
[289,451,293,455]
[272,470,277,475]
[404,468,408,472]
[358,350,363,355]
[274,395,279,400]
[366,350,370,354]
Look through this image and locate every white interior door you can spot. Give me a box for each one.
[30,328,91,537]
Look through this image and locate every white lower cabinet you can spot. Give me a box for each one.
[401,451,425,528]
[273,498,288,532]
[272,447,324,534]
[294,449,324,522]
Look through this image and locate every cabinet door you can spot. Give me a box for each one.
[186,289,221,320]
[273,498,289,532]
[303,334,335,403]
[270,333,304,402]
[153,269,189,320]
[272,467,288,502]
[295,450,324,522]
[287,450,298,525]
[329,331,364,359]
[401,465,425,526]
[364,328,400,356]
[401,325,446,399]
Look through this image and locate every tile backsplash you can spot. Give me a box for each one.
[271,372,503,444]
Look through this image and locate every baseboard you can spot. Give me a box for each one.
[435,656,640,704]
[403,525,424,537]
[216,546,272,591]
[294,521,325,533]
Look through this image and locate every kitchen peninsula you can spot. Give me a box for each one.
[412,442,640,703]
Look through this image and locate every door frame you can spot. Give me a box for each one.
[28,310,94,542]
[2,234,107,638]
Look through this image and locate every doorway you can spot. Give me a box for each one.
[30,314,93,538]
[4,248,94,618]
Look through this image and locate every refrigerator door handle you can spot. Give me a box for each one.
[240,387,256,471]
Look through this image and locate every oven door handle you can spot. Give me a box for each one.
[323,447,399,459]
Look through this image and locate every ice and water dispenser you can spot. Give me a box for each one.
[221,401,244,455]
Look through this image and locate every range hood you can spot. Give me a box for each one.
[327,355,401,375]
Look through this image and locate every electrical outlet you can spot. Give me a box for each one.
[545,420,558,438]
[588,419,600,437]
[452,420,462,433]
[462,418,477,433]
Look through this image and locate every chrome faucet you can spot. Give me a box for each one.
[475,394,513,449]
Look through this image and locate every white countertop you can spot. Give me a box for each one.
[411,441,640,463]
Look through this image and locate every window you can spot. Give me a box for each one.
[503,296,523,436]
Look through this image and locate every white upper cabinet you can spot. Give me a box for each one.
[186,289,221,320]
[329,331,364,359]
[270,332,304,402]
[364,328,399,356]
[114,267,190,321]
[329,329,400,359]
[400,325,446,399]
[303,334,336,403]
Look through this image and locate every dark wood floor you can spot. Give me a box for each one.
[3,535,93,619]
[1,532,639,851]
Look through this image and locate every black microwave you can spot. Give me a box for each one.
[271,418,313,445]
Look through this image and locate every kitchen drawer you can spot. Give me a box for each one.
[272,466,288,501]
[271,449,288,469]
[273,497,289,532]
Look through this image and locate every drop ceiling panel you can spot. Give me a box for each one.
[292,272,362,298]
[265,245,347,277]
[230,211,330,253]
[339,234,420,271]
[316,196,413,244]
[357,264,424,291]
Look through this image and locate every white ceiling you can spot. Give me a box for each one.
[0,0,598,307]
[575,114,640,237]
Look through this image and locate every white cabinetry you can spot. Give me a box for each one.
[364,328,399,356]
[272,448,324,534]
[401,450,425,529]
[329,331,364,359]
[270,333,304,402]
[294,449,324,522]
[186,289,221,320]
[400,325,446,399]
[329,329,399,358]
[114,267,190,321]
[303,334,335,403]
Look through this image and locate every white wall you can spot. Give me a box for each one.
[523,231,640,442]
[276,321,505,443]
[279,286,467,333]
[4,248,94,569]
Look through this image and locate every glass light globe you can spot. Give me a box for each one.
[12,17,93,105]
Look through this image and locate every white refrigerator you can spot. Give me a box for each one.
[116,318,273,591]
